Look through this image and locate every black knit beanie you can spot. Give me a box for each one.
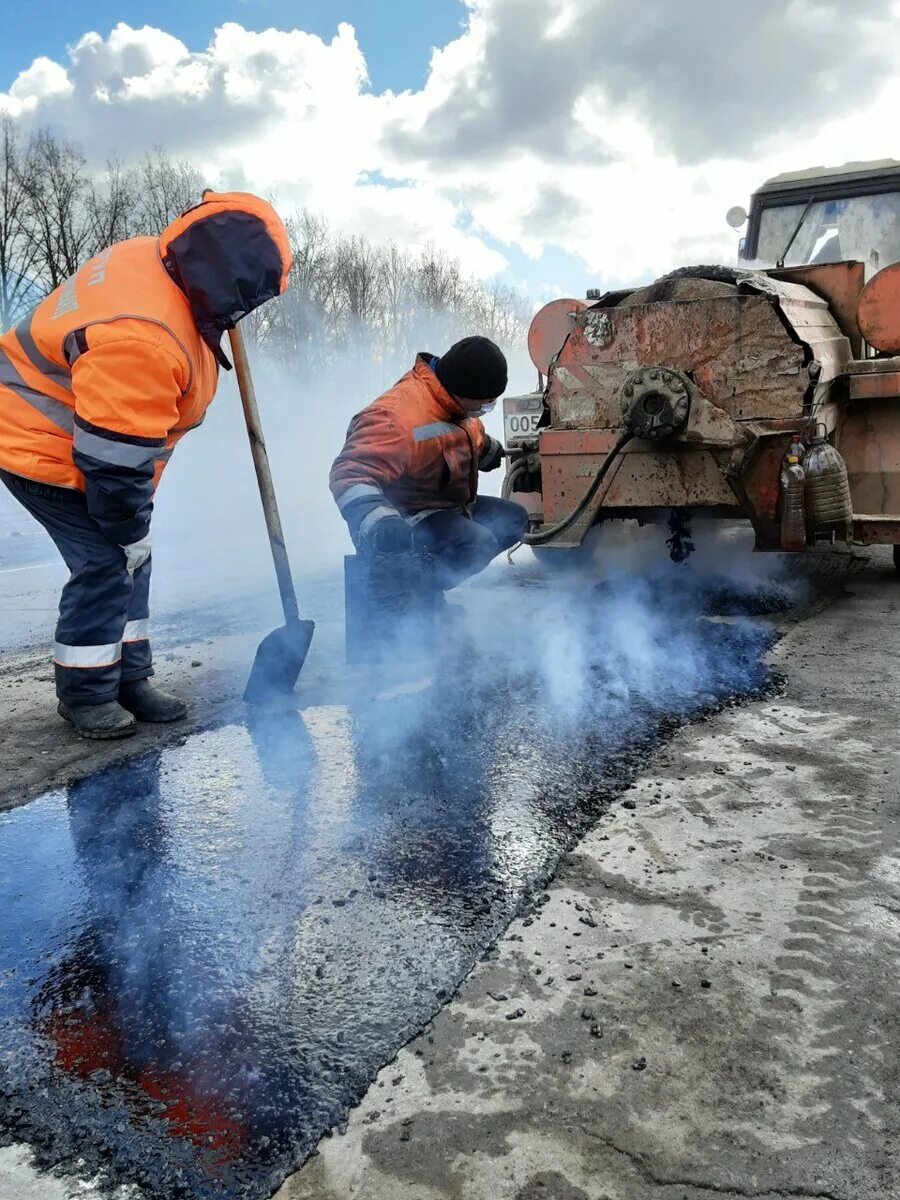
[435,336,508,401]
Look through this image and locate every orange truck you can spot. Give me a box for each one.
[503,160,900,568]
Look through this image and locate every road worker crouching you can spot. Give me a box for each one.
[330,336,528,602]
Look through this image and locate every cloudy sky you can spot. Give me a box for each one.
[3,0,899,300]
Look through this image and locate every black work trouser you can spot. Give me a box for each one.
[1,470,153,706]
[413,495,529,590]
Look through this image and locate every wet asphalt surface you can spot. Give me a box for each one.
[0,568,785,1199]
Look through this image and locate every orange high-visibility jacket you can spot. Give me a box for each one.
[0,191,291,546]
[330,355,501,540]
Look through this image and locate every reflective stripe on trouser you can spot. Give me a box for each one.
[0,470,153,706]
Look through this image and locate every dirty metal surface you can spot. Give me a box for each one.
[852,515,900,544]
[848,372,900,400]
[734,434,788,547]
[740,273,851,385]
[600,449,736,511]
[537,438,741,532]
[770,260,865,357]
[537,429,624,532]
[550,293,809,429]
[845,356,900,402]
[845,355,900,375]
[839,396,900,522]
[0,573,781,1200]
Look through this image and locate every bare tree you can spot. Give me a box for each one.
[0,123,529,368]
[86,157,139,250]
[135,147,204,234]
[0,118,40,331]
[261,210,337,374]
[474,281,530,348]
[20,129,95,292]
[411,243,481,349]
[381,240,415,367]
[333,232,385,352]
[414,244,467,314]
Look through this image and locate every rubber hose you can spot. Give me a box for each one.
[522,429,632,546]
[501,461,527,500]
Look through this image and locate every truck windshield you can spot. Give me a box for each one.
[755,192,900,275]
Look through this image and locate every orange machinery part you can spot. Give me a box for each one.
[527,297,586,375]
[857,263,900,354]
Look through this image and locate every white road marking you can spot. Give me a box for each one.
[0,562,56,575]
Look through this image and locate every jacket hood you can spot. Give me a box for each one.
[160,191,292,367]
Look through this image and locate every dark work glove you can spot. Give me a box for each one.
[479,436,505,472]
[367,515,414,555]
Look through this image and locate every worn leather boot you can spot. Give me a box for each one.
[119,680,188,723]
[58,701,137,740]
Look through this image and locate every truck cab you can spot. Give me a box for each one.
[738,159,900,275]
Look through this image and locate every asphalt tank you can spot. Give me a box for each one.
[504,261,900,559]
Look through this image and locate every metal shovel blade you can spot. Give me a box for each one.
[243,618,315,705]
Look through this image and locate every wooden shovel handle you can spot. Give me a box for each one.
[228,326,300,625]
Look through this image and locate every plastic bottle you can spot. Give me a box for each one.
[804,426,853,542]
[780,454,807,552]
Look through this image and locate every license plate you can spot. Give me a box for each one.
[503,393,544,444]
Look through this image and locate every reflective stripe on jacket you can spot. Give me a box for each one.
[330,355,488,535]
[0,237,218,544]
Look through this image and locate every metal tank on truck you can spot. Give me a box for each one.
[502,159,900,570]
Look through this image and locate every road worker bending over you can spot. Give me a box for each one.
[0,192,292,740]
[330,336,528,594]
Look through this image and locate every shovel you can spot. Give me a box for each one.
[229,325,315,704]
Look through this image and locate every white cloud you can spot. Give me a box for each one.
[2,3,900,292]
[384,0,899,166]
[2,56,72,114]
[0,19,503,278]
